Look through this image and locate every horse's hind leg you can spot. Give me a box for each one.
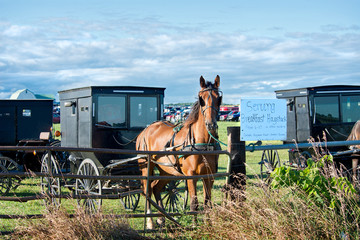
[352,157,359,182]
[152,179,170,227]
[138,158,155,229]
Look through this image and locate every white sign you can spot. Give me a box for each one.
[240,99,287,141]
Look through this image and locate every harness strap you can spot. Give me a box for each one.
[178,142,221,159]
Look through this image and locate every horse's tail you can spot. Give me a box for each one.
[347,120,360,141]
[347,120,360,149]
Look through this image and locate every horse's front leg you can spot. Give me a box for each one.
[187,178,199,212]
[202,177,214,208]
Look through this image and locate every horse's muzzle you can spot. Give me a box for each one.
[206,121,218,132]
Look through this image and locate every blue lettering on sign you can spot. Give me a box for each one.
[246,101,275,113]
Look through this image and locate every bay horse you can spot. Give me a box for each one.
[136,75,222,229]
[347,120,360,180]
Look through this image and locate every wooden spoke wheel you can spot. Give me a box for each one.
[161,180,188,213]
[0,156,20,191]
[119,180,141,211]
[41,153,61,206]
[0,163,11,195]
[260,149,280,183]
[75,159,102,214]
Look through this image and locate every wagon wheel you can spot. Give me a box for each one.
[75,159,102,214]
[0,163,11,195]
[294,151,311,169]
[50,140,70,171]
[119,180,141,211]
[161,180,188,213]
[0,156,21,190]
[260,149,280,183]
[40,153,61,206]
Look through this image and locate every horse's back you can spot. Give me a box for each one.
[136,121,175,151]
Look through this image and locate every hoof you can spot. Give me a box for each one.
[156,217,165,228]
[146,219,155,230]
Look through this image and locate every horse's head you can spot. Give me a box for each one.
[198,75,222,135]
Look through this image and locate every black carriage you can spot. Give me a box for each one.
[0,99,55,194]
[45,86,166,212]
[260,85,360,179]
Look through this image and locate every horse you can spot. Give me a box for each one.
[136,75,222,229]
[347,120,360,180]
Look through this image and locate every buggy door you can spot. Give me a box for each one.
[0,106,16,145]
[295,96,310,142]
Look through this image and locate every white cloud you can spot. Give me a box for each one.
[3,25,35,37]
[0,18,359,104]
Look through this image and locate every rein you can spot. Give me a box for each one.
[199,87,227,147]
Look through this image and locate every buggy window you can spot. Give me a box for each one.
[97,96,126,128]
[130,96,157,128]
[341,95,360,123]
[314,96,339,124]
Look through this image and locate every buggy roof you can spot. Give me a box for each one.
[275,85,360,98]
[59,86,166,100]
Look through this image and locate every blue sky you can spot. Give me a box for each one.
[0,0,359,103]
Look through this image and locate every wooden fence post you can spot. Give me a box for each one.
[225,126,246,200]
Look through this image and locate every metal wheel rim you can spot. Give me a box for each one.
[0,164,11,195]
[119,180,140,211]
[260,149,280,182]
[41,153,61,206]
[75,159,102,214]
[161,180,188,213]
[0,157,20,191]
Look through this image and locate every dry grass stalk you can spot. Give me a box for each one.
[9,207,148,240]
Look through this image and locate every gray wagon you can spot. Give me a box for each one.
[259,85,360,180]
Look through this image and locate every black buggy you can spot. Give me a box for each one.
[0,99,54,194]
[259,85,360,180]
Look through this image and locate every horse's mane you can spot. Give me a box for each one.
[183,101,200,128]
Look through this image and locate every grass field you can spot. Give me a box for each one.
[0,121,290,234]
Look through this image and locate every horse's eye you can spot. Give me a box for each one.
[199,96,205,107]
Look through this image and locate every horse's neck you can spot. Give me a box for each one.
[190,112,211,144]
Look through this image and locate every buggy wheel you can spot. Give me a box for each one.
[75,159,102,214]
[291,150,311,169]
[260,149,280,183]
[0,156,21,191]
[161,180,188,213]
[119,180,141,211]
[40,153,61,206]
[0,163,11,195]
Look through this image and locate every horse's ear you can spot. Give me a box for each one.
[200,76,206,88]
[214,75,220,88]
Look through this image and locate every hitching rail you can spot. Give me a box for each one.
[245,140,360,152]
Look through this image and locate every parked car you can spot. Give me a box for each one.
[226,111,240,121]
[218,111,231,121]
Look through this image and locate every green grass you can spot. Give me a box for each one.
[0,121,290,234]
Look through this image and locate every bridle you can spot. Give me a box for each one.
[198,87,222,114]
[198,87,222,133]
